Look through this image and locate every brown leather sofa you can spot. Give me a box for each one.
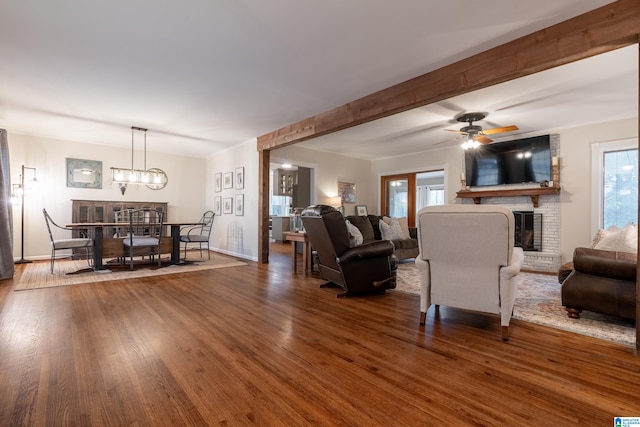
[345,214,419,260]
[301,205,398,297]
[560,247,636,320]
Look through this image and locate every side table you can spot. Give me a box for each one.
[283,231,311,276]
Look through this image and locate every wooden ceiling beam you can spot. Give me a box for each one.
[257,0,640,151]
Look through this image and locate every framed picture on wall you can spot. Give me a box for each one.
[223,172,233,189]
[338,181,356,203]
[214,196,222,216]
[235,194,244,216]
[66,158,102,189]
[223,197,233,214]
[235,167,244,190]
[215,173,222,192]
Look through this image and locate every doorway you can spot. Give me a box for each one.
[380,170,444,226]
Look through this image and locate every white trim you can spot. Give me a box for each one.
[590,137,637,235]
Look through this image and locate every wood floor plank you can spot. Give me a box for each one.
[0,243,639,426]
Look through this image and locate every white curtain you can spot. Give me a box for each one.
[0,129,14,280]
[416,185,429,212]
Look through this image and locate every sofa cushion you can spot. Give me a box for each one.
[347,215,376,242]
[367,215,383,240]
[391,237,418,250]
[345,220,363,247]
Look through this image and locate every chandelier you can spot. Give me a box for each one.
[111,127,168,195]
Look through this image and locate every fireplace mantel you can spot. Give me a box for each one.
[456,186,560,208]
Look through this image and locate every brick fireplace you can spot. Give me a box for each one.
[458,135,561,272]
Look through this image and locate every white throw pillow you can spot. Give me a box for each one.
[345,220,363,247]
[594,223,637,253]
[379,218,404,240]
[382,216,410,239]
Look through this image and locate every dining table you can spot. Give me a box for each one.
[66,222,205,270]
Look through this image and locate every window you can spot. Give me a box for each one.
[592,138,638,232]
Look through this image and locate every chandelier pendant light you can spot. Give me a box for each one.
[111,127,168,195]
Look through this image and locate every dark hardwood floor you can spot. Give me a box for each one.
[1,243,639,426]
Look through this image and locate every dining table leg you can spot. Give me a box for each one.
[93,226,104,270]
[171,225,181,264]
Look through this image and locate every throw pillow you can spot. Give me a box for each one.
[347,215,375,242]
[379,218,404,241]
[594,223,637,253]
[345,220,363,247]
[382,216,410,239]
[396,217,411,239]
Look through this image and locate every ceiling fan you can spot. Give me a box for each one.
[443,112,518,148]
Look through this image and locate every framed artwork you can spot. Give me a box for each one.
[215,173,222,192]
[338,181,356,204]
[214,196,222,216]
[235,194,244,216]
[235,167,244,190]
[223,197,233,214]
[66,158,102,189]
[223,172,233,189]
[355,205,368,216]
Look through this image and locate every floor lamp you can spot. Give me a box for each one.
[13,165,37,265]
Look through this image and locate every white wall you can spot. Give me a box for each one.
[8,132,206,261]
[206,140,258,261]
[273,145,374,215]
[558,117,637,261]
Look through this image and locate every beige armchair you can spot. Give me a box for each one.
[415,205,524,341]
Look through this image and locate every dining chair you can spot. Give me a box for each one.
[122,208,164,270]
[180,210,215,260]
[43,208,93,273]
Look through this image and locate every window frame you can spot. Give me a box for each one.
[590,137,638,234]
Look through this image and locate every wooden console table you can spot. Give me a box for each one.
[283,231,311,276]
[456,186,560,207]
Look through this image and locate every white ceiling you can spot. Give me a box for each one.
[0,0,632,159]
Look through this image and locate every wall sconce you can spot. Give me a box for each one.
[111,127,168,195]
[14,165,38,264]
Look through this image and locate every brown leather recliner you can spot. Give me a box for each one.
[561,247,636,320]
[301,205,398,297]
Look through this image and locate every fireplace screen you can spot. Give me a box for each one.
[513,211,542,251]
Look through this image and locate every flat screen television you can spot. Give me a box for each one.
[464,134,551,187]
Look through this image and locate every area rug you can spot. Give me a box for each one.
[394,262,636,347]
[15,252,248,291]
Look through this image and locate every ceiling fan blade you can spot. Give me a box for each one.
[474,135,493,144]
[444,128,468,135]
[482,125,519,135]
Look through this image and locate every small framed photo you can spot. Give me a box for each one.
[235,167,244,190]
[215,173,222,193]
[223,172,233,189]
[223,197,233,214]
[355,205,368,216]
[235,194,244,216]
[214,196,222,216]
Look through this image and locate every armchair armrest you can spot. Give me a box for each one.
[338,240,394,264]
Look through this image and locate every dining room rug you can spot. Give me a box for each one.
[15,252,248,291]
[394,261,636,347]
